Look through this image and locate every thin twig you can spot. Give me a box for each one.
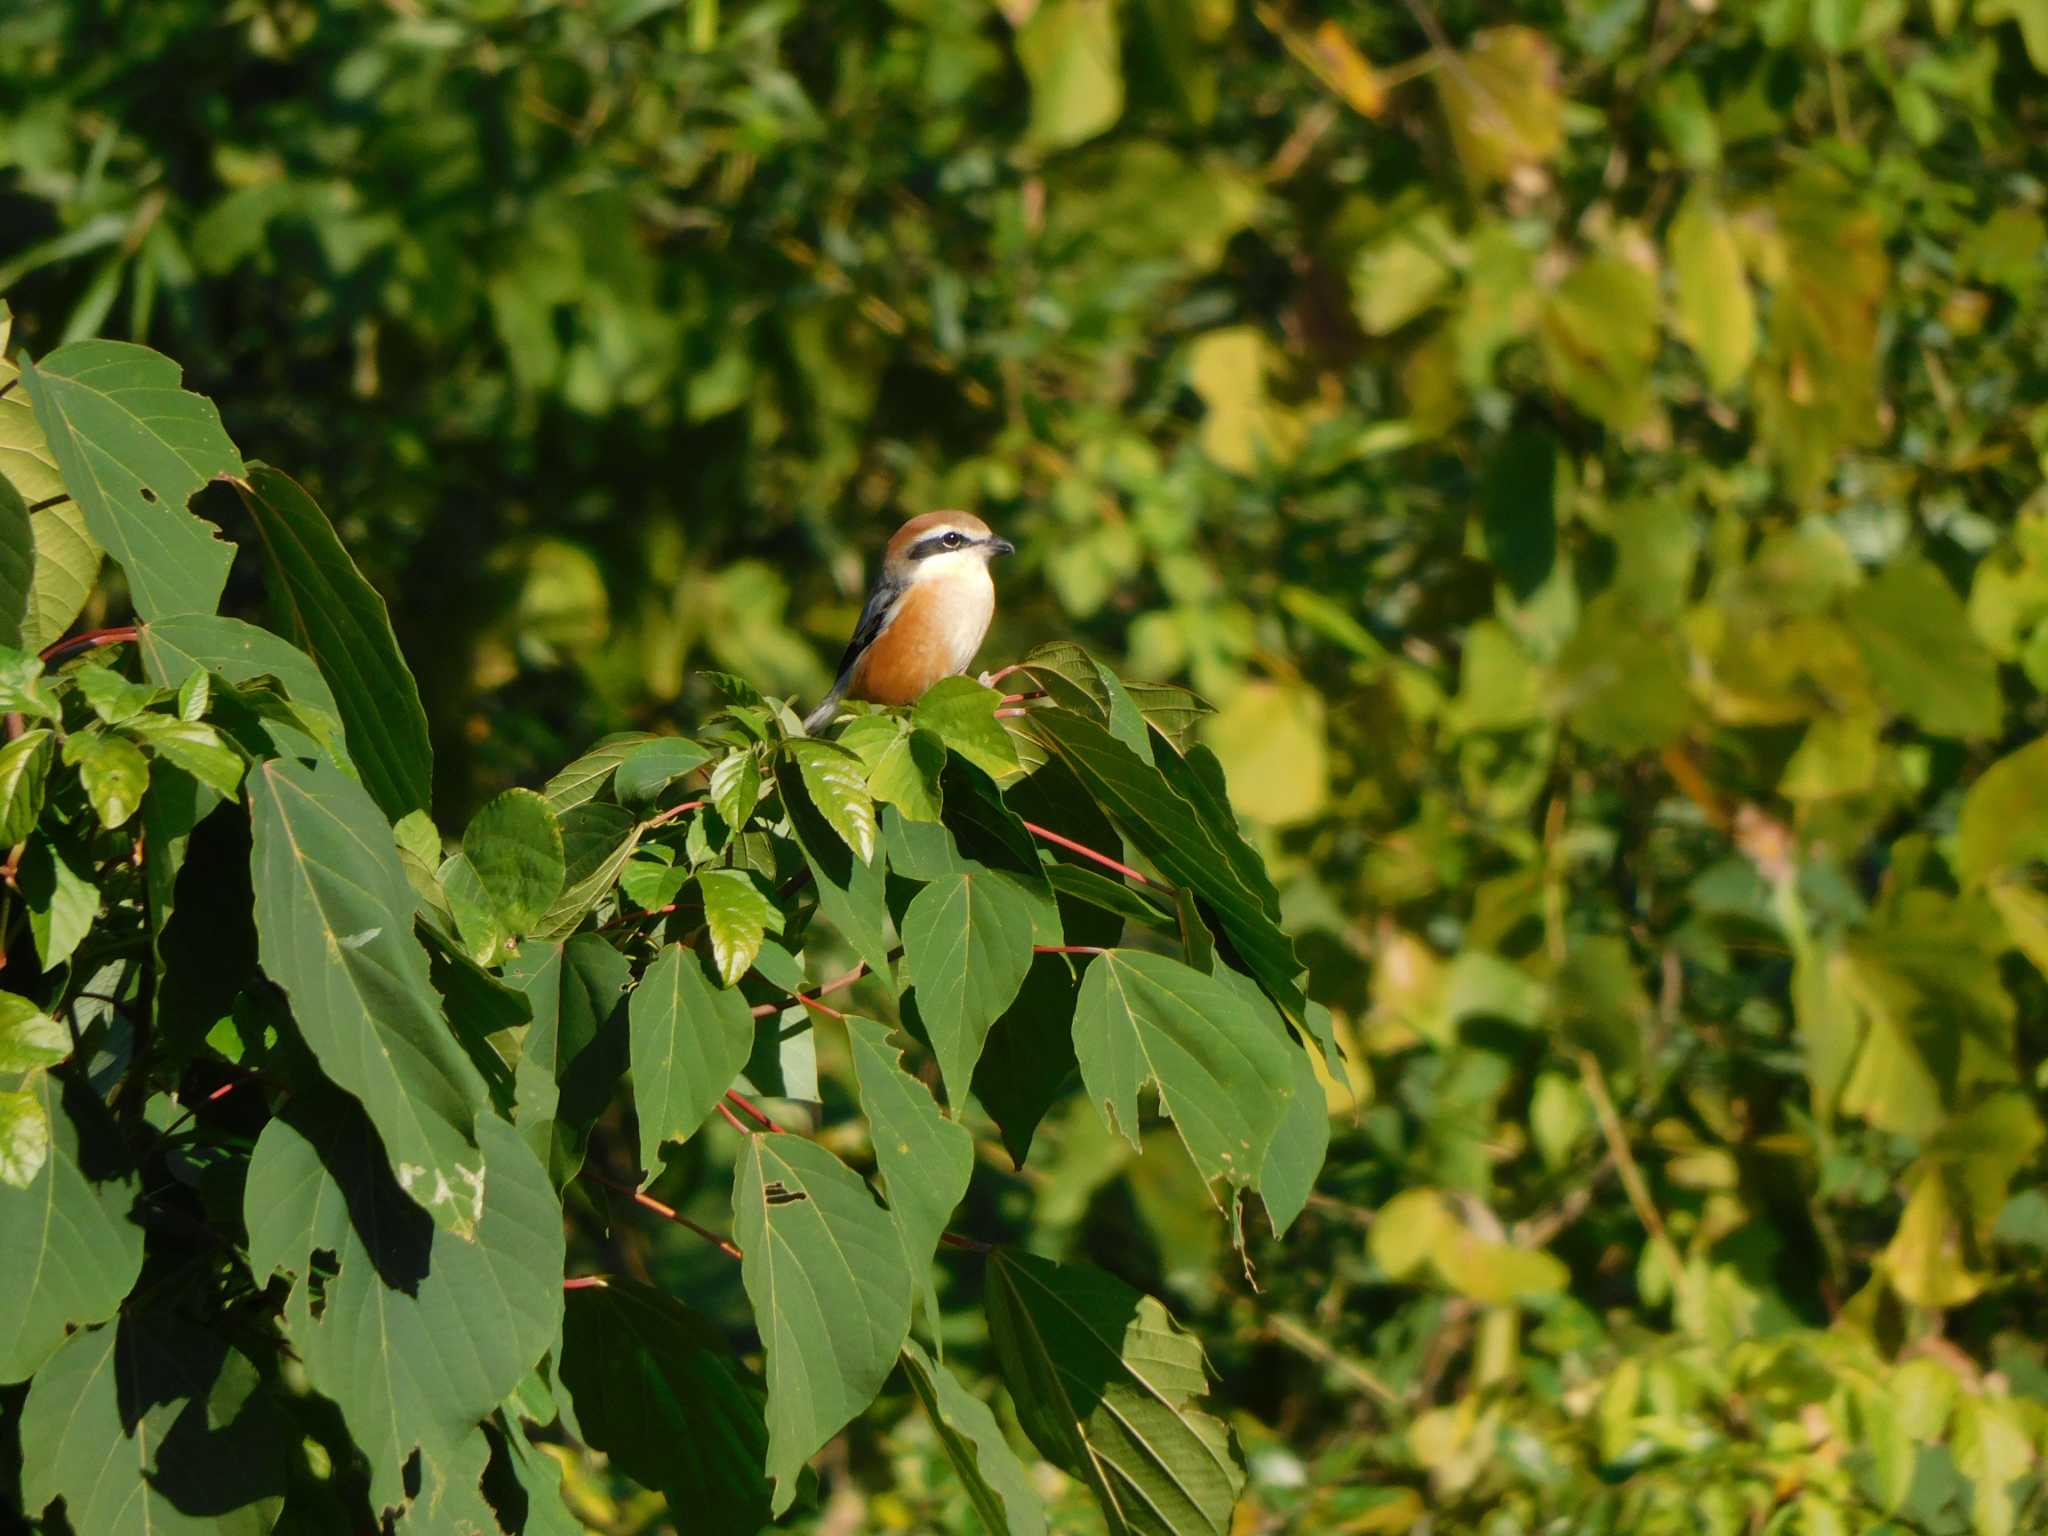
[1266,1314,1400,1406]
[582,1168,743,1259]
[645,798,708,829]
[563,1275,608,1289]
[1018,820,1166,891]
[41,625,139,668]
[1033,944,1105,955]
[751,958,873,1018]
[1577,1050,1696,1319]
[716,1101,752,1133]
[725,1088,784,1134]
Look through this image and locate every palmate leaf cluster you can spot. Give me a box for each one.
[0,319,1329,1533]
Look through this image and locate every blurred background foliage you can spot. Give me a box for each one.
[8,0,2048,1529]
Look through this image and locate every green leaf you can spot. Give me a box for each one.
[0,469,30,647]
[1017,0,1124,151]
[0,1075,143,1382]
[1073,950,1307,1223]
[19,831,98,970]
[0,1085,47,1188]
[986,1250,1244,1536]
[777,752,896,984]
[137,612,346,730]
[901,869,1037,1108]
[463,787,567,934]
[1044,861,1176,931]
[1434,25,1563,186]
[441,849,509,965]
[788,737,878,863]
[534,800,640,939]
[915,676,1021,780]
[1018,641,1151,757]
[1957,732,2048,886]
[75,660,159,724]
[630,942,756,1182]
[612,735,713,804]
[0,643,55,719]
[1843,556,2002,739]
[20,341,243,620]
[545,731,660,814]
[248,754,490,1236]
[1669,185,1757,393]
[236,462,434,818]
[503,934,631,1188]
[63,729,150,829]
[901,1338,1049,1536]
[18,1315,287,1535]
[245,1085,563,1528]
[974,953,1083,1167]
[869,724,947,822]
[0,727,53,845]
[20,501,103,654]
[709,745,762,830]
[124,713,245,797]
[732,1132,914,1513]
[1538,252,1661,433]
[848,1015,974,1321]
[0,991,66,1072]
[1031,708,1308,1028]
[699,867,780,987]
[558,1282,776,1536]
[1482,427,1558,604]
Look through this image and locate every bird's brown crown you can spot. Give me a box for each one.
[884,510,993,564]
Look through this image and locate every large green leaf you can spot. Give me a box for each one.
[138,611,345,723]
[732,1132,914,1513]
[237,462,433,818]
[847,1015,974,1320]
[544,731,660,813]
[1031,708,1307,1027]
[987,1250,1243,1536]
[611,734,712,804]
[17,1315,287,1535]
[463,787,566,934]
[630,942,756,1182]
[0,308,65,507]
[0,1075,143,1383]
[21,341,242,620]
[558,1281,776,1536]
[504,933,631,1187]
[900,868,1037,1108]
[0,469,30,647]
[915,676,1021,779]
[901,1338,1048,1536]
[1073,949,1308,1226]
[777,752,895,983]
[248,754,489,1235]
[245,1085,563,1529]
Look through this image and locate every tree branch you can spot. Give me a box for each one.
[1018,819,1168,891]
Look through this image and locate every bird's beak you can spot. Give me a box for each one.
[986,536,1016,557]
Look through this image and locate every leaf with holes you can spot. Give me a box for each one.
[245,1084,562,1528]
[17,1313,287,1535]
[987,1250,1243,1536]
[0,1075,142,1382]
[848,1016,973,1322]
[788,737,877,863]
[733,1133,913,1513]
[20,341,242,620]
[463,787,566,934]
[631,942,756,1182]
[237,462,433,818]
[699,867,781,987]
[559,1281,777,1536]
[901,1338,1048,1536]
[248,753,489,1236]
[901,869,1036,1109]
[1074,949,1306,1226]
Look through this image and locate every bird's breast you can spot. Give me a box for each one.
[851,568,995,705]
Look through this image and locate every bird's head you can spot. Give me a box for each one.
[882,511,1015,585]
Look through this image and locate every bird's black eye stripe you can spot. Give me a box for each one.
[909,531,972,559]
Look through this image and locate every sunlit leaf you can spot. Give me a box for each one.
[630,941,755,1180]
[901,868,1037,1108]
[463,787,566,934]
[848,1015,974,1313]
[699,867,779,987]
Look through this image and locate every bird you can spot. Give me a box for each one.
[802,511,1016,733]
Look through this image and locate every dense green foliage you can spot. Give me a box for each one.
[8,0,2048,1530]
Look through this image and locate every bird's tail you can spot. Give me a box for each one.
[801,684,847,735]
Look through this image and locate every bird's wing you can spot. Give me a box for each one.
[829,576,905,687]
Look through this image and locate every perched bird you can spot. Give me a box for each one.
[802,511,1016,733]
